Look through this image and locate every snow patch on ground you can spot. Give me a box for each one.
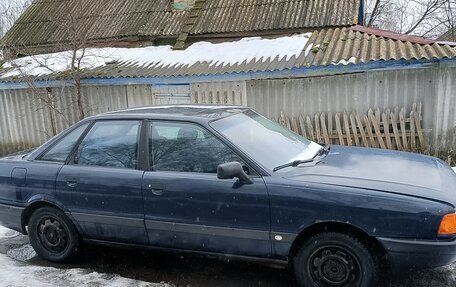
[7,243,36,261]
[2,33,312,79]
[0,225,172,287]
[0,225,18,238]
[0,256,171,287]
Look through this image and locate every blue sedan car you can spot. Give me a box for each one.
[1,105,456,287]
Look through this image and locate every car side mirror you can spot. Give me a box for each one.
[217,162,253,184]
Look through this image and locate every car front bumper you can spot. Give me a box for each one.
[0,203,24,234]
[378,236,456,271]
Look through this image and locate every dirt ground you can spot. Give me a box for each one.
[1,230,456,287]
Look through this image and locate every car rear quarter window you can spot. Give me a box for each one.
[150,122,243,173]
[39,123,90,163]
[75,121,141,169]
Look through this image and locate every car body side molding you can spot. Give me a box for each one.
[145,219,276,241]
[70,212,145,228]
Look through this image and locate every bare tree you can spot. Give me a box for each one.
[437,0,456,40]
[0,0,31,38]
[365,0,454,38]
[366,0,394,27]
[61,0,89,121]
[0,0,32,62]
[3,1,106,137]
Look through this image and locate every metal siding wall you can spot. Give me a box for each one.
[51,86,82,132]
[433,67,456,150]
[0,85,155,156]
[246,67,456,150]
[82,86,129,116]
[248,72,430,119]
[0,88,53,155]
[127,85,154,107]
[191,81,247,105]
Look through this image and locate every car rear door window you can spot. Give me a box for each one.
[39,123,90,162]
[75,121,141,169]
[150,122,243,173]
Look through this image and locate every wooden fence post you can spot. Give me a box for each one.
[274,103,426,151]
[350,113,360,146]
[335,113,344,145]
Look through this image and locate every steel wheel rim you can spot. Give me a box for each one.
[308,245,362,287]
[37,216,69,254]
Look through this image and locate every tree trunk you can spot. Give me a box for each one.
[367,0,381,26]
[75,76,85,121]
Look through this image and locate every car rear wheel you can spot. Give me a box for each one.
[293,232,379,287]
[28,207,80,262]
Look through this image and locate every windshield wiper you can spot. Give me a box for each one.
[272,144,330,172]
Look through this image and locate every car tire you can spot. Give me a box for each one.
[293,232,379,287]
[28,207,80,262]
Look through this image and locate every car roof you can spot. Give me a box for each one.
[91,105,250,122]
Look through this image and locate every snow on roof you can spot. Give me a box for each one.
[2,28,456,82]
[1,34,312,79]
[437,41,456,47]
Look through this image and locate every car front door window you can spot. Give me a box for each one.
[150,122,244,173]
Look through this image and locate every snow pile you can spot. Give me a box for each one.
[1,33,312,79]
[0,226,172,287]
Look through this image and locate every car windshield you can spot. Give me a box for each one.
[210,110,322,171]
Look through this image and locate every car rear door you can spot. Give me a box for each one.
[55,120,148,244]
[142,121,271,257]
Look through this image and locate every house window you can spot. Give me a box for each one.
[172,0,195,10]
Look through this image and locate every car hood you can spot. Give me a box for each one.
[284,145,456,207]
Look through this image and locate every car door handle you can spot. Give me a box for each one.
[147,183,165,196]
[151,188,164,196]
[65,178,78,188]
[66,181,78,188]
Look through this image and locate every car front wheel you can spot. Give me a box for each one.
[293,232,379,287]
[28,207,80,262]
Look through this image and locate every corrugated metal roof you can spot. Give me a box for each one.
[2,0,188,47]
[1,27,455,83]
[2,0,359,48]
[350,25,435,45]
[297,27,456,67]
[190,0,359,34]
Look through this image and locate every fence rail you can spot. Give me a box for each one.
[273,103,428,152]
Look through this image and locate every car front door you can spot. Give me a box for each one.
[142,121,271,257]
[55,120,148,244]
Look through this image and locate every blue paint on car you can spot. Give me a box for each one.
[0,105,456,286]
